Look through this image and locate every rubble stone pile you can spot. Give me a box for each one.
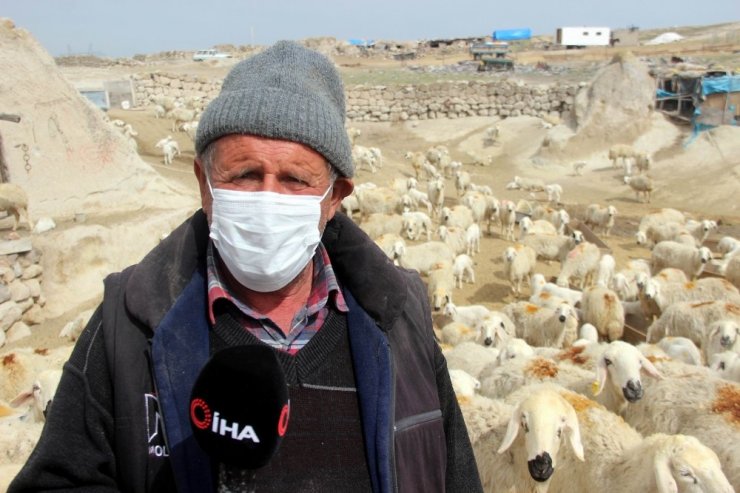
[0,245,45,348]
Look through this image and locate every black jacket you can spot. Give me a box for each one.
[9,211,482,492]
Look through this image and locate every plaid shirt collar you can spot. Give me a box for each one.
[206,240,347,330]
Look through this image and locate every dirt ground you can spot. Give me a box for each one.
[105,105,740,324]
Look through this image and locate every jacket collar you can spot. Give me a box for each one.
[124,210,408,333]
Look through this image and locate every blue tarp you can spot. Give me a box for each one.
[701,75,740,96]
[493,28,532,41]
[656,89,676,98]
[348,39,375,47]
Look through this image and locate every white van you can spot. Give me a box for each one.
[193,49,232,61]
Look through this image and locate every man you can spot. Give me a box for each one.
[10,41,482,492]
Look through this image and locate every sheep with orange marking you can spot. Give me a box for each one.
[646,301,740,346]
[503,302,579,349]
[580,285,625,342]
[478,355,593,401]
[623,361,740,490]
[640,278,740,320]
[556,242,601,290]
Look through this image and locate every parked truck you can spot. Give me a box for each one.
[556,27,611,48]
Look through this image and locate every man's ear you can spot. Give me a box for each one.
[328,177,354,217]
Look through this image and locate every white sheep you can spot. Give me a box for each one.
[703,319,740,364]
[509,175,546,192]
[717,236,740,259]
[580,285,625,342]
[545,184,563,204]
[550,427,733,493]
[0,183,32,231]
[532,206,570,235]
[373,234,405,263]
[402,188,433,214]
[557,242,601,289]
[166,107,196,133]
[9,369,63,422]
[396,241,455,275]
[478,355,593,402]
[444,341,501,379]
[684,219,718,246]
[428,261,455,311]
[622,360,740,489]
[636,221,687,249]
[518,216,557,240]
[503,302,578,349]
[641,277,740,319]
[523,230,584,264]
[634,151,651,173]
[647,300,740,345]
[498,200,517,241]
[391,177,417,195]
[152,104,166,119]
[452,254,475,288]
[650,241,713,279]
[460,191,489,224]
[475,312,516,348]
[502,244,537,298]
[404,151,426,180]
[401,211,432,241]
[355,187,401,219]
[725,255,740,289]
[624,175,655,203]
[426,177,445,216]
[359,212,404,239]
[608,143,639,169]
[530,273,583,307]
[638,208,686,233]
[441,205,474,230]
[465,223,481,256]
[638,336,704,366]
[154,136,180,166]
[443,302,492,328]
[352,145,377,173]
[709,351,740,382]
[584,204,618,237]
[437,225,467,255]
[448,369,481,400]
[440,321,476,346]
[454,170,471,196]
[595,254,616,288]
[572,161,587,175]
[472,386,584,492]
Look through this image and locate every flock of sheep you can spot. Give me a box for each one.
[342,126,740,492]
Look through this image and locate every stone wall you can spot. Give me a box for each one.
[0,245,45,347]
[132,72,578,122]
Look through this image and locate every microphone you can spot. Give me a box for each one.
[189,345,290,468]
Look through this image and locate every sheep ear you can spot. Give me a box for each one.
[9,389,34,408]
[640,355,663,380]
[564,405,585,461]
[654,455,678,493]
[497,405,522,454]
[707,324,722,340]
[594,357,608,396]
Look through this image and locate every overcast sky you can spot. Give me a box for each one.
[3,0,739,57]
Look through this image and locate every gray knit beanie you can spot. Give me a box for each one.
[195,40,354,178]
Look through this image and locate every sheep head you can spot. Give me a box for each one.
[594,341,662,404]
[498,388,584,484]
[653,435,733,493]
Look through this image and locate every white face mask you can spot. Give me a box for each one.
[208,181,332,293]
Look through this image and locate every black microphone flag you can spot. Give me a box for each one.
[190,345,290,468]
